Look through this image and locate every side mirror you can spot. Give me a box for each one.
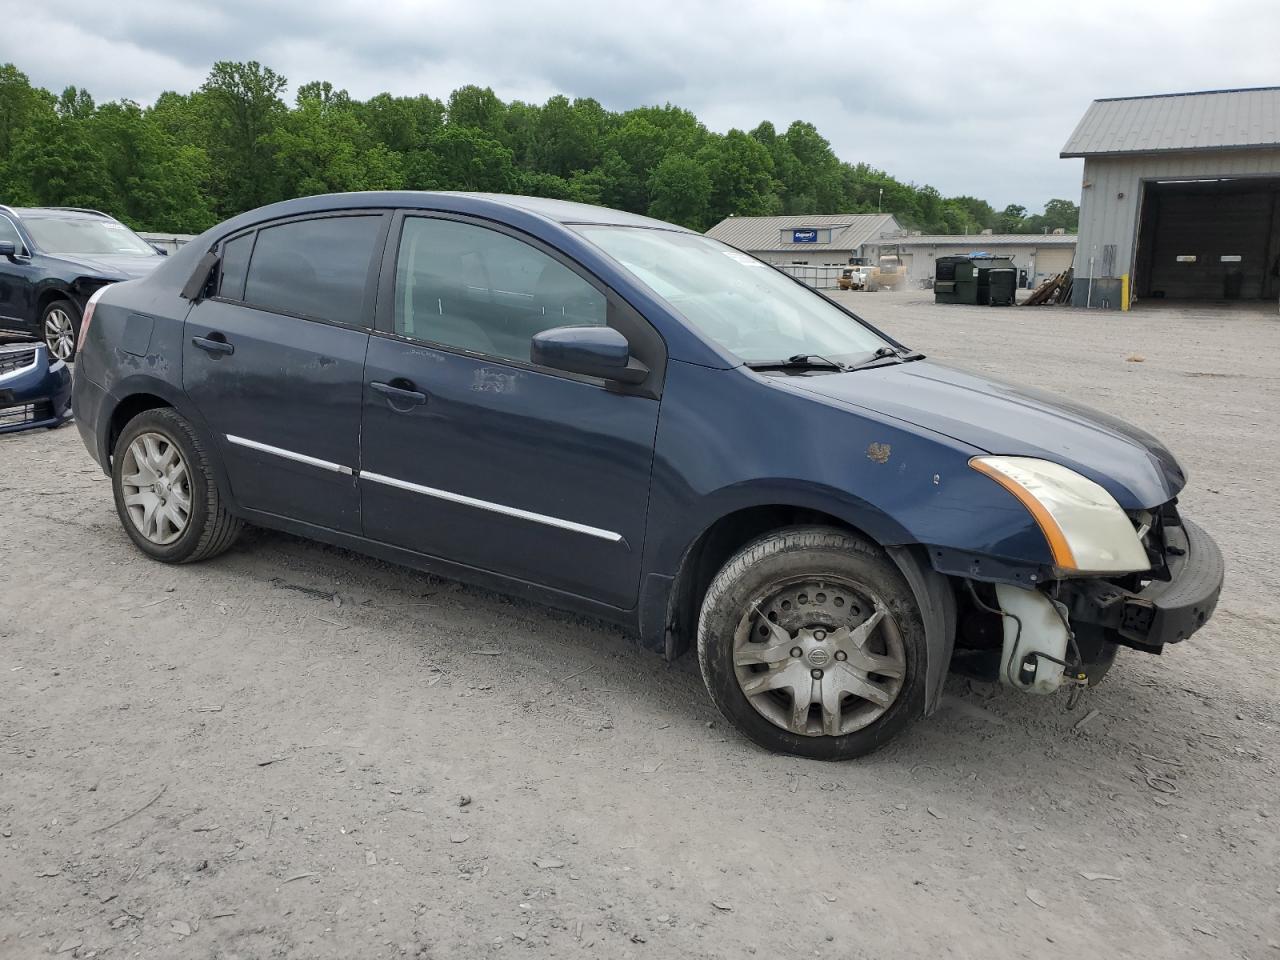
[151,243,169,256]
[0,241,16,261]
[530,325,648,384]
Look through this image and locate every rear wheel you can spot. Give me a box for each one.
[111,408,243,563]
[42,299,80,362]
[697,527,927,760]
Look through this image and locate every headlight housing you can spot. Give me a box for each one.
[970,456,1149,575]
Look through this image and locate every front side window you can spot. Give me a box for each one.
[577,226,891,365]
[0,216,23,251]
[23,216,157,257]
[243,215,381,326]
[394,217,606,363]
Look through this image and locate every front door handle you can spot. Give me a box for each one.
[192,334,234,356]
[370,380,428,406]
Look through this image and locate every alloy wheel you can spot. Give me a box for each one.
[120,432,192,545]
[732,577,906,737]
[44,307,76,361]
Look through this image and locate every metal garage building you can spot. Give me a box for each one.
[894,233,1077,288]
[705,213,902,287]
[1064,86,1280,309]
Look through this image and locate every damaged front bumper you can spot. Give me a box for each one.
[0,343,73,434]
[1062,519,1224,650]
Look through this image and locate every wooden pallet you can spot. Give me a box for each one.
[1021,268,1074,306]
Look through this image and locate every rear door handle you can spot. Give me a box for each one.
[370,380,428,406]
[192,334,234,356]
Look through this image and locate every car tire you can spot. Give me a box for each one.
[42,299,81,363]
[697,526,927,760]
[111,408,243,563]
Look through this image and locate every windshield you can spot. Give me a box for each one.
[24,216,157,258]
[575,226,892,364]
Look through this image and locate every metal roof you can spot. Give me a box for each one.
[1061,87,1280,157]
[705,213,901,252]
[896,233,1077,246]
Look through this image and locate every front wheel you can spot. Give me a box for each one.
[697,527,927,760]
[42,299,81,362]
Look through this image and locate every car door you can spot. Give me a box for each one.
[359,213,665,609]
[182,211,389,534]
[0,214,37,335]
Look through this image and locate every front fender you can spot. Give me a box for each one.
[886,544,956,716]
[646,360,1056,580]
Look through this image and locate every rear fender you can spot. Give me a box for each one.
[99,375,236,510]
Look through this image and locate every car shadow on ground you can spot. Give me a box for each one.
[212,524,1178,784]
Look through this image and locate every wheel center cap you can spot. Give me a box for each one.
[807,648,831,667]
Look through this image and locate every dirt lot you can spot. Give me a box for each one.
[1,295,1277,960]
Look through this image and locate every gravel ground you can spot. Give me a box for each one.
[1,294,1277,960]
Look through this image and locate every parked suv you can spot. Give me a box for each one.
[0,205,166,361]
[71,192,1223,759]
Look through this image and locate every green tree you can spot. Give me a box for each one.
[447,85,505,135]
[270,87,403,198]
[532,95,605,178]
[697,130,777,222]
[648,152,711,228]
[516,170,573,199]
[0,58,1067,240]
[358,92,444,154]
[947,195,998,233]
[997,203,1028,233]
[56,85,95,120]
[0,64,56,192]
[1040,198,1079,232]
[0,64,44,157]
[411,126,516,192]
[4,111,116,209]
[200,60,287,215]
[88,100,215,232]
[567,149,641,211]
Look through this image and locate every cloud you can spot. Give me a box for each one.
[2,0,1277,209]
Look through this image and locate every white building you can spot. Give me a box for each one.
[705,213,902,286]
[893,233,1077,288]
[1063,86,1280,309]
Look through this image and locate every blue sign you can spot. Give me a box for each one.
[792,229,818,243]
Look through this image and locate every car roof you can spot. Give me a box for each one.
[215,191,692,234]
[7,207,112,221]
[445,193,684,229]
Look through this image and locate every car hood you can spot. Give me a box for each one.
[53,253,164,281]
[784,359,1184,509]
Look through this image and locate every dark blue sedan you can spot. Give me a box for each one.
[0,205,166,361]
[70,192,1223,759]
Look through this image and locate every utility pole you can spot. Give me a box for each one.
[878,187,883,213]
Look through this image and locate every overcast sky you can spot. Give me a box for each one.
[3,0,1277,211]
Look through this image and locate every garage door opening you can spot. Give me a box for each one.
[1134,177,1280,303]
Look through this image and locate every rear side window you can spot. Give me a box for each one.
[243,215,381,326]
[218,233,252,300]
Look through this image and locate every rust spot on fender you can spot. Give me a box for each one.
[866,442,891,464]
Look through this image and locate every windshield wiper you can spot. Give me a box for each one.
[845,346,926,370]
[746,353,850,373]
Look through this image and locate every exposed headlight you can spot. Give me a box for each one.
[970,456,1149,575]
